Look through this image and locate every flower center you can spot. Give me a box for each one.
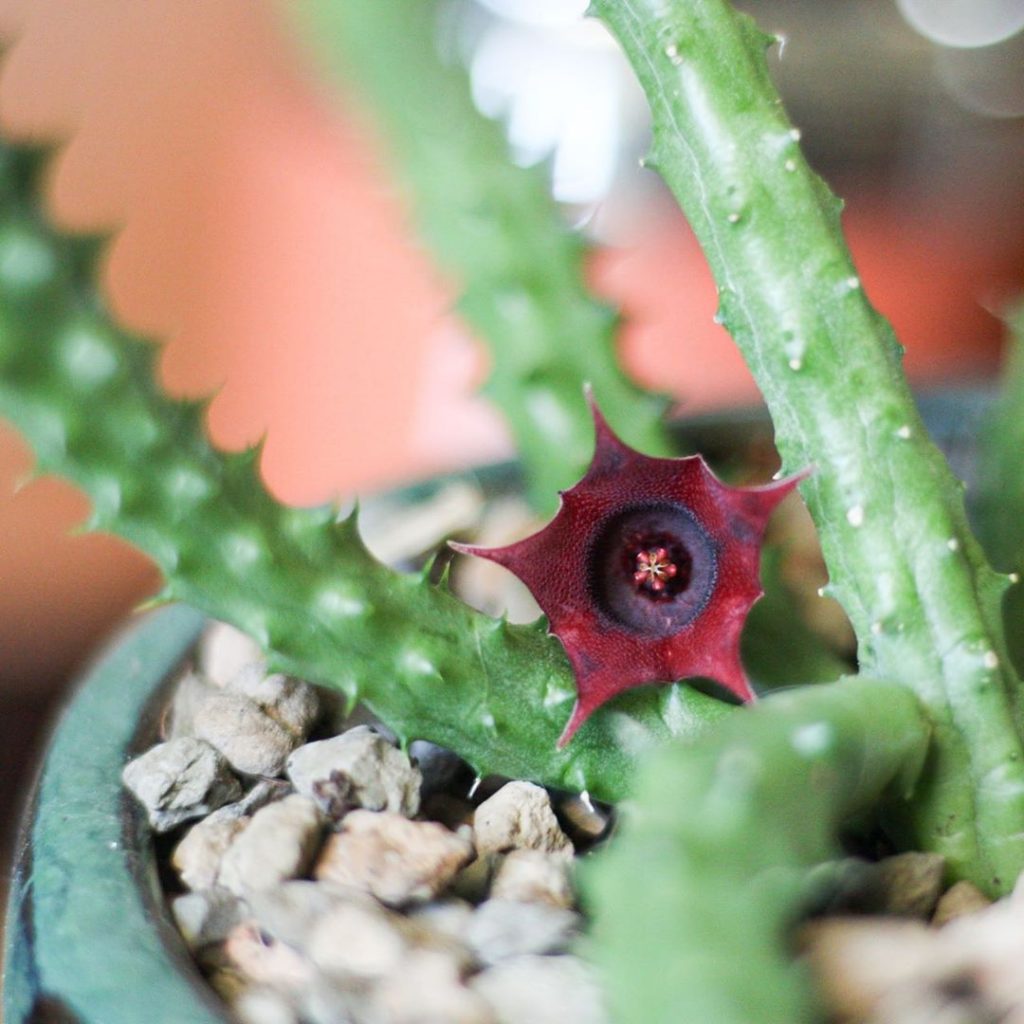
[589,503,717,636]
[635,547,675,590]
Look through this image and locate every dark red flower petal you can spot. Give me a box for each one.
[452,398,807,747]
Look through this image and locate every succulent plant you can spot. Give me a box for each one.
[2,0,1023,1022]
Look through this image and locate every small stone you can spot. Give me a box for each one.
[799,917,938,1021]
[233,987,300,1024]
[474,782,573,860]
[472,954,611,1024]
[308,900,408,979]
[370,949,496,1024]
[407,899,476,946]
[246,880,371,950]
[173,809,248,890]
[219,795,324,894]
[411,740,475,802]
[491,850,574,909]
[171,888,249,950]
[225,921,316,990]
[287,726,422,818]
[556,792,612,847]
[194,691,299,777]
[933,881,992,927]
[297,978,362,1024]
[872,852,947,918]
[162,670,217,740]
[227,664,321,741]
[465,899,580,966]
[122,737,241,832]
[199,621,264,687]
[314,809,473,906]
[234,778,294,816]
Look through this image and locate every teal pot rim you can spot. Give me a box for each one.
[1,387,992,1024]
[2,604,224,1024]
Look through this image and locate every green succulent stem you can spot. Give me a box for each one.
[977,304,1024,575]
[585,677,931,1024]
[0,138,728,805]
[976,305,1024,676]
[285,0,674,514]
[593,0,1024,893]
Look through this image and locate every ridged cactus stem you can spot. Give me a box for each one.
[0,139,728,804]
[286,0,674,513]
[586,677,931,1024]
[593,0,1024,893]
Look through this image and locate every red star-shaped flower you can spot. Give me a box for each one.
[452,399,806,747]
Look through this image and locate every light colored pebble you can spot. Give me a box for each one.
[163,670,218,740]
[194,692,299,777]
[370,949,496,1024]
[219,795,323,894]
[287,726,421,818]
[233,986,300,1024]
[225,921,316,990]
[474,782,573,860]
[122,737,241,832]
[472,955,611,1024]
[233,778,294,816]
[408,899,476,945]
[491,850,574,909]
[314,809,473,906]
[171,888,249,951]
[933,881,992,927]
[199,622,264,687]
[173,809,248,890]
[228,663,321,740]
[465,899,580,966]
[308,900,408,979]
[799,917,938,1020]
[246,880,373,951]
[871,852,947,918]
[245,879,338,937]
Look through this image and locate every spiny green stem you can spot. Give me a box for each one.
[593,0,1024,894]
[976,304,1024,574]
[285,0,674,514]
[0,138,728,804]
[585,678,931,1024]
[976,304,1024,675]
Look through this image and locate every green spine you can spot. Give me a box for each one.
[585,677,931,1024]
[286,0,674,513]
[593,0,1024,894]
[0,139,728,803]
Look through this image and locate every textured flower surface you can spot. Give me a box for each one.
[452,400,806,746]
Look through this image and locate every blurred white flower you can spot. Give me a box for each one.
[448,0,654,230]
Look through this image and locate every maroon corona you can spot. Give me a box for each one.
[452,398,807,746]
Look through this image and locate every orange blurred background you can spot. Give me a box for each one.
[0,0,1020,744]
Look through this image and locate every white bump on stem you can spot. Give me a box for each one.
[983,651,1000,670]
[846,505,865,527]
[896,425,912,439]
[947,538,960,552]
